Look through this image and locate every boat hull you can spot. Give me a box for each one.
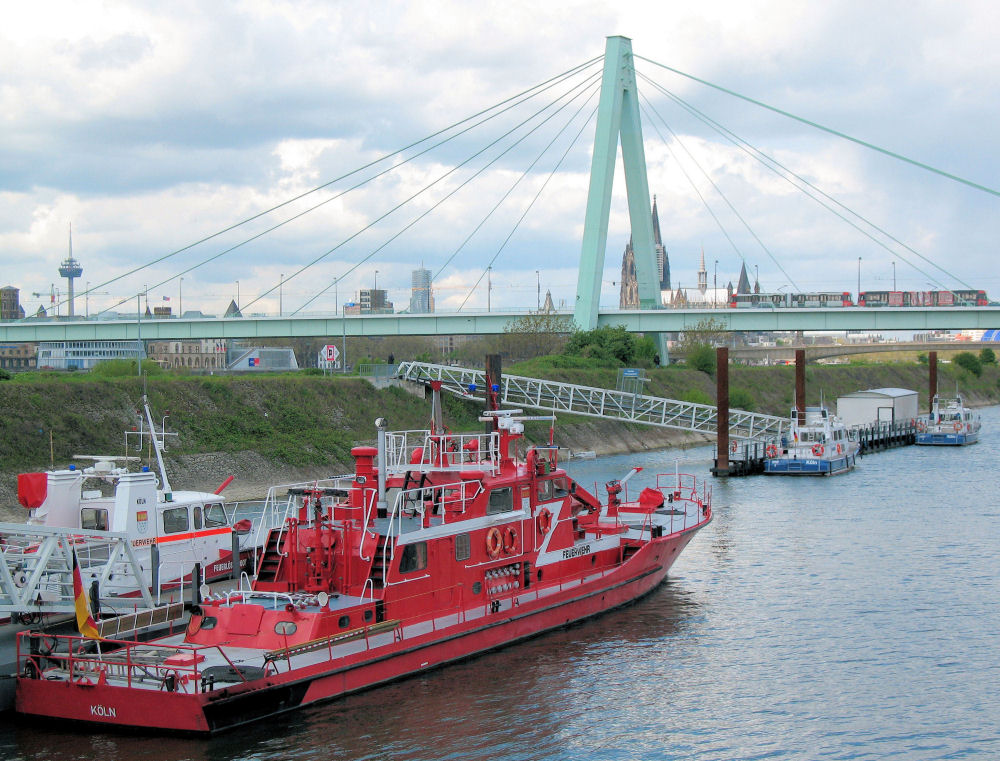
[16,526,703,734]
[764,452,856,476]
[915,432,978,446]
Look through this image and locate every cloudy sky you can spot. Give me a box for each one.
[3,0,999,319]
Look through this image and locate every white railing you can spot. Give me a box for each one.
[0,523,154,615]
[385,429,501,475]
[396,361,786,439]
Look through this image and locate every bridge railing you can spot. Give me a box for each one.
[395,362,785,439]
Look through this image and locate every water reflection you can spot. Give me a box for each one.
[5,408,1000,760]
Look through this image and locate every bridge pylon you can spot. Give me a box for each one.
[576,36,663,354]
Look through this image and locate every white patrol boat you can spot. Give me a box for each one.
[765,405,859,476]
[5,396,268,609]
[916,394,981,446]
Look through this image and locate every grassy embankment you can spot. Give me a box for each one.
[1,359,997,506]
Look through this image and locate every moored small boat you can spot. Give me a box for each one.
[915,395,980,446]
[764,405,859,476]
[14,384,712,734]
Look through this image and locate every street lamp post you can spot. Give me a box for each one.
[85,281,89,319]
[536,270,540,311]
[713,260,718,307]
[857,258,861,298]
[892,261,896,291]
[236,281,240,311]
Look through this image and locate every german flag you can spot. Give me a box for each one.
[72,551,100,639]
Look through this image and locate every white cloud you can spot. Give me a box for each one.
[3,0,1000,320]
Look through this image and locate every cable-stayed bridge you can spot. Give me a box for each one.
[4,37,997,345]
[2,306,998,344]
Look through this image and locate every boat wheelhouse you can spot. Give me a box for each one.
[915,395,980,446]
[15,385,712,734]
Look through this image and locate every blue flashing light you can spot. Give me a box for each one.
[468,383,477,392]
[491,384,499,392]
[68,464,76,471]
[142,466,150,472]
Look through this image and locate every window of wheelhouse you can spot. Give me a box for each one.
[536,479,553,502]
[552,477,569,497]
[81,508,108,531]
[204,503,228,527]
[487,486,513,514]
[399,542,428,573]
[162,507,189,534]
[193,505,203,530]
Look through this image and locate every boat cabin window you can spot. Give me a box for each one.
[399,542,428,573]
[162,506,190,534]
[274,621,297,635]
[204,503,228,528]
[487,486,513,514]
[81,508,108,531]
[455,533,471,562]
[536,479,553,502]
[193,506,203,530]
[200,616,217,630]
[552,477,569,497]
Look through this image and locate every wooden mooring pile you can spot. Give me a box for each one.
[713,347,928,478]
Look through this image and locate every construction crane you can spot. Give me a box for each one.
[31,286,58,317]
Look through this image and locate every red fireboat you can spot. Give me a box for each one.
[16,383,712,733]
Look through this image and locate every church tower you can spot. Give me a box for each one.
[697,249,707,294]
[619,197,670,308]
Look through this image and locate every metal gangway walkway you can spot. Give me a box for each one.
[0,523,155,619]
[395,362,786,440]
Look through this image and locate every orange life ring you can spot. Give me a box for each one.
[916,420,927,432]
[836,443,842,455]
[765,444,778,458]
[503,526,518,554]
[812,443,824,457]
[953,421,963,432]
[730,440,738,454]
[536,507,553,534]
[485,527,502,559]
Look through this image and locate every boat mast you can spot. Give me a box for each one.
[141,394,172,494]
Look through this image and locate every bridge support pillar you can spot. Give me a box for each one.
[575,36,665,355]
[928,351,937,405]
[714,347,730,476]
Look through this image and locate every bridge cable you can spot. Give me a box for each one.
[648,80,966,298]
[288,73,603,314]
[457,103,599,311]
[80,56,604,315]
[97,59,603,316]
[639,72,977,300]
[635,55,1000,199]
[639,98,800,292]
[430,81,602,289]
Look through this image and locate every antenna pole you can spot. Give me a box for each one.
[142,394,172,494]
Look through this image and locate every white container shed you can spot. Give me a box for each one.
[836,388,919,427]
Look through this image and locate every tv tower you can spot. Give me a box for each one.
[58,223,83,317]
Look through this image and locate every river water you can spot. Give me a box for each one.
[3,406,999,760]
